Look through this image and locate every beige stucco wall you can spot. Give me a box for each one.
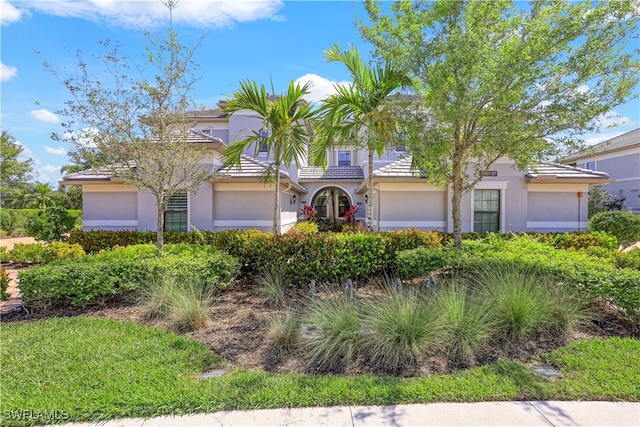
[376,182,447,231]
[526,184,590,232]
[82,185,138,230]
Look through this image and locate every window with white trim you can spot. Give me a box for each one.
[258,129,268,153]
[474,189,500,233]
[338,151,351,166]
[586,161,596,171]
[164,192,188,232]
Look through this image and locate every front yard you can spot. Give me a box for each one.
[1,230,639,426]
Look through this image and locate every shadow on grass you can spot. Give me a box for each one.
[487,362,549,400]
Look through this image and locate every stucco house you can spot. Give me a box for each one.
[61,101,613,234]
[560,128,640,214]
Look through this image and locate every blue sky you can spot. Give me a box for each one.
[1,0,638,185]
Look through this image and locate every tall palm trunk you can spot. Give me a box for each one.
[273,162,281,234]
[367,149,374,231]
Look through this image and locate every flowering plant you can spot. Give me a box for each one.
[343,205,360,225]
[300,204,317,221]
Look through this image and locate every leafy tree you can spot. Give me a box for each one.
[0,129,33,202]
[49,1,208,255]
[25,206,76,241]
[588,186,625,217]
[361,0,639,248]
[222,80,315,234]
[311,43,408,231]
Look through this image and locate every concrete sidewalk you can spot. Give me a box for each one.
[56,401,639,426]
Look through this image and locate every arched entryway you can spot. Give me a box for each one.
[311,187,352,219]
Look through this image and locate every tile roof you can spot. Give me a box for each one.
[525,163,611,181]
[299,166,364,180]
[216,155,290,179]
[561,128,640,162]
[373,157,424,178]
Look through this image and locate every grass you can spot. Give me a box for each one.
[1,317,639,426]
[363,289,441,372]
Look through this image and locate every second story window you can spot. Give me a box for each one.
[586,161,596,171]
[395,145,406,152]
[258,129,268,153]
[338,151,351,167]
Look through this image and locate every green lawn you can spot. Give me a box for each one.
[1,317,639,426]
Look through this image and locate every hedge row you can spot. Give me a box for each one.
[18,244,240,310]
[395,236,640,320]
[0,209,82,236]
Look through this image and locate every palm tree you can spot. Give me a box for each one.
[311,43,408,231]
[222,80,314,234]
[30,182,54,209]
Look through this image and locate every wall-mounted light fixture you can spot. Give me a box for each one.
[364,194,369,204]
[290,195,297,205]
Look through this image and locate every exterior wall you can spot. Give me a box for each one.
[212,182,275,231]
[526,184,590,232]
[376,183,447,231]
[577,150,640,214]
[82,184,138,231]
[190,183,214,231]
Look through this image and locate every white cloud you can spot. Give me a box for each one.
[592,110,631,128]
[294,73,350,104]
[0,62,17,82]
[45,146,67,155]
[16,0,284,29]
[585,131,627,146]
[1,0,25,25]
[34,164,62,184]
[30,109,60,123]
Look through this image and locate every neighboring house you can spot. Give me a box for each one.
[61,101,613,234]
[560,128,640,214]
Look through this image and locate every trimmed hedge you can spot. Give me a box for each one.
[18,244,240,310]
[8,242,85,264]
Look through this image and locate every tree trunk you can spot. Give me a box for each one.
[273,163,281,234]
[156,196,165,258]
[367,149,374,232]
[451,158,464,250]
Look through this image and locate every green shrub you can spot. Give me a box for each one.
[304,295,361,372]
[9,243,49,263]
[18,244,239,310]
[287,221,319,235]
[0,246,9,263]
[363,289,441,373]
[0,267,9,301]
[8,242,85,264]
[616,248,640,270]
[24,207,77,241]
[432,281,494,367]
[394,247,451,279]
[0,209,40,236]
[589,211,640,247]
[548,231,619,250]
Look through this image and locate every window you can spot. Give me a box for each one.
[586,161,596,171]
[201,129,211,135]
[395,145,406,152]
[338,151,351,167]
[164,192,188,232]
[474,189,500,233]
[258,129,268,153]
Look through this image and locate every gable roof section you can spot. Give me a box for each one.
[373,157,422,178]
[299,166,364,181]
[561,128,640,163]
[525,163,612,183]
[215,155,290,179]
